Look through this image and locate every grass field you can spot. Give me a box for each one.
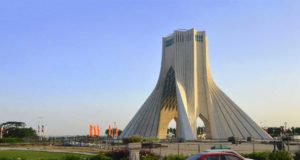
[0,150,92,160]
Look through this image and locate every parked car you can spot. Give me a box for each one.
[202,150,253,160]
[187,151,252,160]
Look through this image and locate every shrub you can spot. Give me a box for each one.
[104,149,160,160]
[294,150,300,160]
[140,150,160,160]
[123,136,142,144]
[63,155,82,160]
[269,151,293,160]
[242,152,270,160]
[163,155,187,160]
[0,138,22,143]
[90,153,112,160]
[141,155,158,160]
[142,137,160,143]
[0,158,26,160]
[106,149,129,160]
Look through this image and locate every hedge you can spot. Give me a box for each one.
[0,138,23,143]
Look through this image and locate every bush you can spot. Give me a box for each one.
[123,136,142,144]
[269,151,293,160]
[242,151,293,160]
[142,137,159,143]
[90,153,112,160]
[294,150,300,160]
[0,158,26,160]
[106,149,129,160]
[141,155,158,160]
[104,149,160,160]
[140,150,160,160]
[242,152,270,160]
[0,138,22,143]
[163,155,187,160]
[63,155,82,160]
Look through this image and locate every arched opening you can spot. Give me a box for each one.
[167,118,177,139]
[197,117,206,140]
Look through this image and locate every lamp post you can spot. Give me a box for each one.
[284,122,287,135]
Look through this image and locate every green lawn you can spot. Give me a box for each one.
[0,150,92,160]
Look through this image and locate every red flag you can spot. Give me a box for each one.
[89,124,93,137]
[116,127,119,137]
[97,125,100,136]
[93,125,97,137]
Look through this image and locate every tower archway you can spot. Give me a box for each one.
[197,117,205,139]
[167,118,178,139]
[157,67,178,139]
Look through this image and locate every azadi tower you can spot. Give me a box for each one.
[120,29,272,140]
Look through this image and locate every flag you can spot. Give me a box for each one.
[97,125,100,136]
[93,125,97,137]
[89,124,93,137]
[116,127,119,137]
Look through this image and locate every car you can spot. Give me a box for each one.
[187,151,251,160]
[202,149,252,160]
[210,145,231,150]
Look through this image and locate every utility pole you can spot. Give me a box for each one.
[38,116,44,141]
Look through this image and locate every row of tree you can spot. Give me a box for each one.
[167,126,300,138]
[3,121,300,140]
[266,127,300,137]
[0,121,37,139]
[167,126,205,137]
[105,128,122,137]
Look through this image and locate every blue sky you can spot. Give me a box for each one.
[0,0,299,136]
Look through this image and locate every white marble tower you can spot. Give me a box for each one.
[120,29,272,140]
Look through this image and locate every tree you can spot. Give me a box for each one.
[291,127,295,135]
[105,128,122,137]
[0,121,37,138]
[266,127,281,137]
[197,126,205,135]
[295,127,300,135]
[4,127,37,138]
[167,128,176,136]
[1,121,25,128]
